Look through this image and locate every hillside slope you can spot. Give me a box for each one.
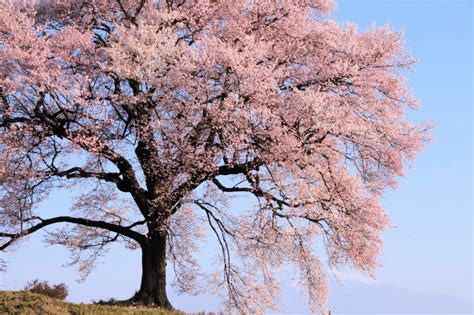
[0,291,183,315]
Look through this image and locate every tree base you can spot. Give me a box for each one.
[95,294,173,310]
[127,291,174,310]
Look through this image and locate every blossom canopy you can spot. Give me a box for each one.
[0,0,430,313]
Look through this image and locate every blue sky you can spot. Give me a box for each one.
[1,0,472,313]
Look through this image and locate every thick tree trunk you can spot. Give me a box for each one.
[131,232,172,309]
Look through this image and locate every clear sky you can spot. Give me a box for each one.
[1,0,472,314]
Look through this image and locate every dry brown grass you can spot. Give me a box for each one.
[0,291,185,315]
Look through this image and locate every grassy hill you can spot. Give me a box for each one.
[0,291,185,315]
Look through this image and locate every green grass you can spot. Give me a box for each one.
[0,291,185,315]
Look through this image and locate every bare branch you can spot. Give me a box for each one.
[0,216,146,250]
[47,167,122,184]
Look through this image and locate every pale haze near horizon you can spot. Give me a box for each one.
[1,0,472,313]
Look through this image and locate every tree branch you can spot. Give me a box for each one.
[0,116,30,127]
[217,160,263,176]
[48,167,122,184]
[0,216,146,250]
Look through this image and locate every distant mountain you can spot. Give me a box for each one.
[327,282,472,314]
[273,280,472,314]
[171,273,472,314]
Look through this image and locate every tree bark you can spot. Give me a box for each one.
[131,231,172,309]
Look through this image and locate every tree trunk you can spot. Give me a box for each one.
[131,231,172,309]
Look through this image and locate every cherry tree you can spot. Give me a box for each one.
[0,0,430,313]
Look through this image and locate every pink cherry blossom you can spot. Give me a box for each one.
[0,0,430,313]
